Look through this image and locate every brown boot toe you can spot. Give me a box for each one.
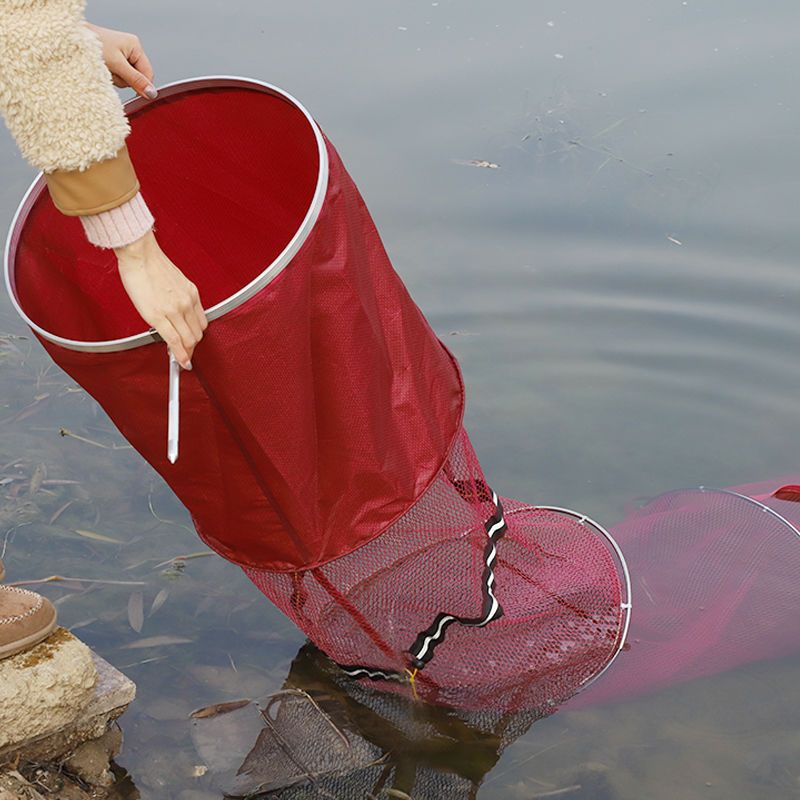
[0,586,57,661]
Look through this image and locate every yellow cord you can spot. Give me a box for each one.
[404,667,419,700]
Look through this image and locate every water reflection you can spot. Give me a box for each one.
[191,643,565,799]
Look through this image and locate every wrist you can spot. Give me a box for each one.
[114,229,157,264]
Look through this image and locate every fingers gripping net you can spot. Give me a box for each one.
[244,426,629,710]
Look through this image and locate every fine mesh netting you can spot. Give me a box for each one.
[271,643,557,799]
[571,484,800,708]
[244,424,626,711]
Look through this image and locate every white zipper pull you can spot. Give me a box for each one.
[167,349,180,463]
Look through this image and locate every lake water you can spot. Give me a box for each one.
[2,1,800,797]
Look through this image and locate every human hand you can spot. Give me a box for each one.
[114,231,208,369]
[84,22,158,100]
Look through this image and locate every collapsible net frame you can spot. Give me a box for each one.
[245,425,630,709]
[4,77,630,710]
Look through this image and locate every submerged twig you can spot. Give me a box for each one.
[152,551,214,570]
[531,787,582,799]
[146,490,195,535]
[58,427,132,449]
[481,740,566,786]
[566,138,654,176]
[119,655,170,668]
[591,114,631,139]
[49,499,77,525]
[0,393,50,425]
[8,574,147,587]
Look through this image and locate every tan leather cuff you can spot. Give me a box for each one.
[44,144,141,216]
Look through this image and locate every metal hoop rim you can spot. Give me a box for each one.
[505,503,633,692]
[3,75,330,353]
[653,485,800,542]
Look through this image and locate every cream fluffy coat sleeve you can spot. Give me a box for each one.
[0,0,130,172]
[0,0,155,248]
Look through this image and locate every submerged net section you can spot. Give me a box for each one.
[571,486,800,708]
[245,425,626,712]
[200,480,800,798]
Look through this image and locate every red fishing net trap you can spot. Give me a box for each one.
[5,77,797,718]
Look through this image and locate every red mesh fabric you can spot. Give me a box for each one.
[8,81,463,571]
[570,483,800,709]
[245,425,626,712]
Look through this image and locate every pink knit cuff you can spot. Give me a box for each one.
[79,191,155,249]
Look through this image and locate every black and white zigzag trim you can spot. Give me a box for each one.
[333,664,407,683]
[408,489,507,668]
[337,487,508,682]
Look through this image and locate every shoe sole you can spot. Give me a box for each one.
[0,615,58,661]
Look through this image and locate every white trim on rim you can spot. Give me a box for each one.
[3,76,330,353]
